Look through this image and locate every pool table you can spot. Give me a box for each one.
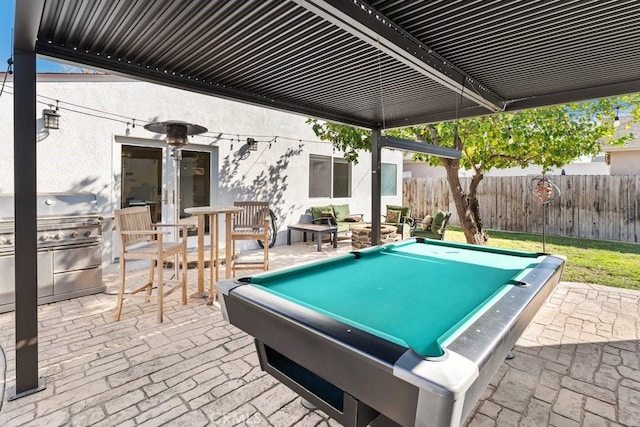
[217,238,565,427]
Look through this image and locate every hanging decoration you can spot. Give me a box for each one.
[527,173,561,252]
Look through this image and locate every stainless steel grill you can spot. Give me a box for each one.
[0,193,104,313]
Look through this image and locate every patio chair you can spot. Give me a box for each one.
[412,210,451,240]
[113,205,188,323]
[230,201,270,275]
[382,204,414,239]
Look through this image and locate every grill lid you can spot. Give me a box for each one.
[0,193,99,220]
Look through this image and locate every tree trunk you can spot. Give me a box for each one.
[426,126,487,245]
[441,159,488,245]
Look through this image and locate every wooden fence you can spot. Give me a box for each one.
[403,175,640,243]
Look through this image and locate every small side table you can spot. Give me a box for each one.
[287,223,338,252]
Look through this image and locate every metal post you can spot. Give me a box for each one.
[172,147,181,276]
[542,202,547,253]
[371,129,381,245]
[143,122,206,271]
[11,2,46,398]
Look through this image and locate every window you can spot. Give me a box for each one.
[308,155,352,198]
[309,155,331,197]
[333,157,351,197]
[381,163,397,196]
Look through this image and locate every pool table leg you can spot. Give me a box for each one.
[301,398,316,409]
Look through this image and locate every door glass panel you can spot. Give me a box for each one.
[180,150,211,234]
[121,145,162,223]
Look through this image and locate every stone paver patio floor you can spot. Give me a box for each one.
[0,240,638,426]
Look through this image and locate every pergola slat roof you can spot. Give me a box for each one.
[11,0,640,399]
[23,0,640,130]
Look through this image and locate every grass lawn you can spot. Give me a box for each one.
[444,227,640,290]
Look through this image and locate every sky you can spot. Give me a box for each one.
[1,0,66,73]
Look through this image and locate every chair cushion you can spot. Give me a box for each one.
[332,204,351,222]
[343,214,363,222]
[432,210,447,229]
[421,215,433,229]
[311,205,334,220]
[386,209,402,223]
[386,204,411,218]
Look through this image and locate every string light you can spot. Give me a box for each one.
[2,84,329,147]
[507,126,514,144]
[246,137,258,151]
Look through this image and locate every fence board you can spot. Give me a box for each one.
[403,175,640,243]
[611,176,620,241]
[627,175,640,242]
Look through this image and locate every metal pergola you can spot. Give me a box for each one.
[12,0,640,398]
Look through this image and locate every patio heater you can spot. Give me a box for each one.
[144,120,207,258]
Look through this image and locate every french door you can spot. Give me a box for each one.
[121,145,163,221]
[119,143,213,225]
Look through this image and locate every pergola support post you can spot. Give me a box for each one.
[10,0,46,400]
[370,129,381,246]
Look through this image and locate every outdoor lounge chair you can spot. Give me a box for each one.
[382,204,414,239]
[411,210,451,240]
[310,203,364,236]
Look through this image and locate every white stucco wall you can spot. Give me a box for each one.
[403,155,609,178]
[0,74,404,262]
[609,149,640,175]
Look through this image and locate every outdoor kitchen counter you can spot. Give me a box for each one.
[0,192,104,313]
[184,206,243,304]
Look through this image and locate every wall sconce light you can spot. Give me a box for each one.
[43,109,60,129]
[614,106,620,127]
[246,137,258,151]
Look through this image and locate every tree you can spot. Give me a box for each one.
[308,96,639,244]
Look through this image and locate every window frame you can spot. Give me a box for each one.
[308,154,352,198]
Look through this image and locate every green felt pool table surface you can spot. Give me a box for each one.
[248,239,544,357]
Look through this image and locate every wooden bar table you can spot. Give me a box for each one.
[184,206,243,304]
